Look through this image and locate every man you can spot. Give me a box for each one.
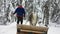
[13,5,25,24]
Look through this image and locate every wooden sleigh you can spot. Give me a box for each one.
[17,25,48,34]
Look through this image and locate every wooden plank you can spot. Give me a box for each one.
[20,29,45,34]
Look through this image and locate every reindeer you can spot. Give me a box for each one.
[28,11,38,26]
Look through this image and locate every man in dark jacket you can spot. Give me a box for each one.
[13,5,25,24]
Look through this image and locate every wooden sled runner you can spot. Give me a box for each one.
[17,25,48,34]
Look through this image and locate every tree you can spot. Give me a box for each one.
[43,1,49,27]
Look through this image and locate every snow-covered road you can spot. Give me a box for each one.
[48,25,60,34]
[0,21,60,34]
[47,22,60,34]
[0,22,16,34]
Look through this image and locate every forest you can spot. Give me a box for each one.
[0,0,60,27]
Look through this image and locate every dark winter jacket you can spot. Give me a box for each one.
[14,6,25,18]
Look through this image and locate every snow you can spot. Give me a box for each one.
[47,21,60,34]
[0,22,16,34]
[48,25,60,34]
[0,20,60,34]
